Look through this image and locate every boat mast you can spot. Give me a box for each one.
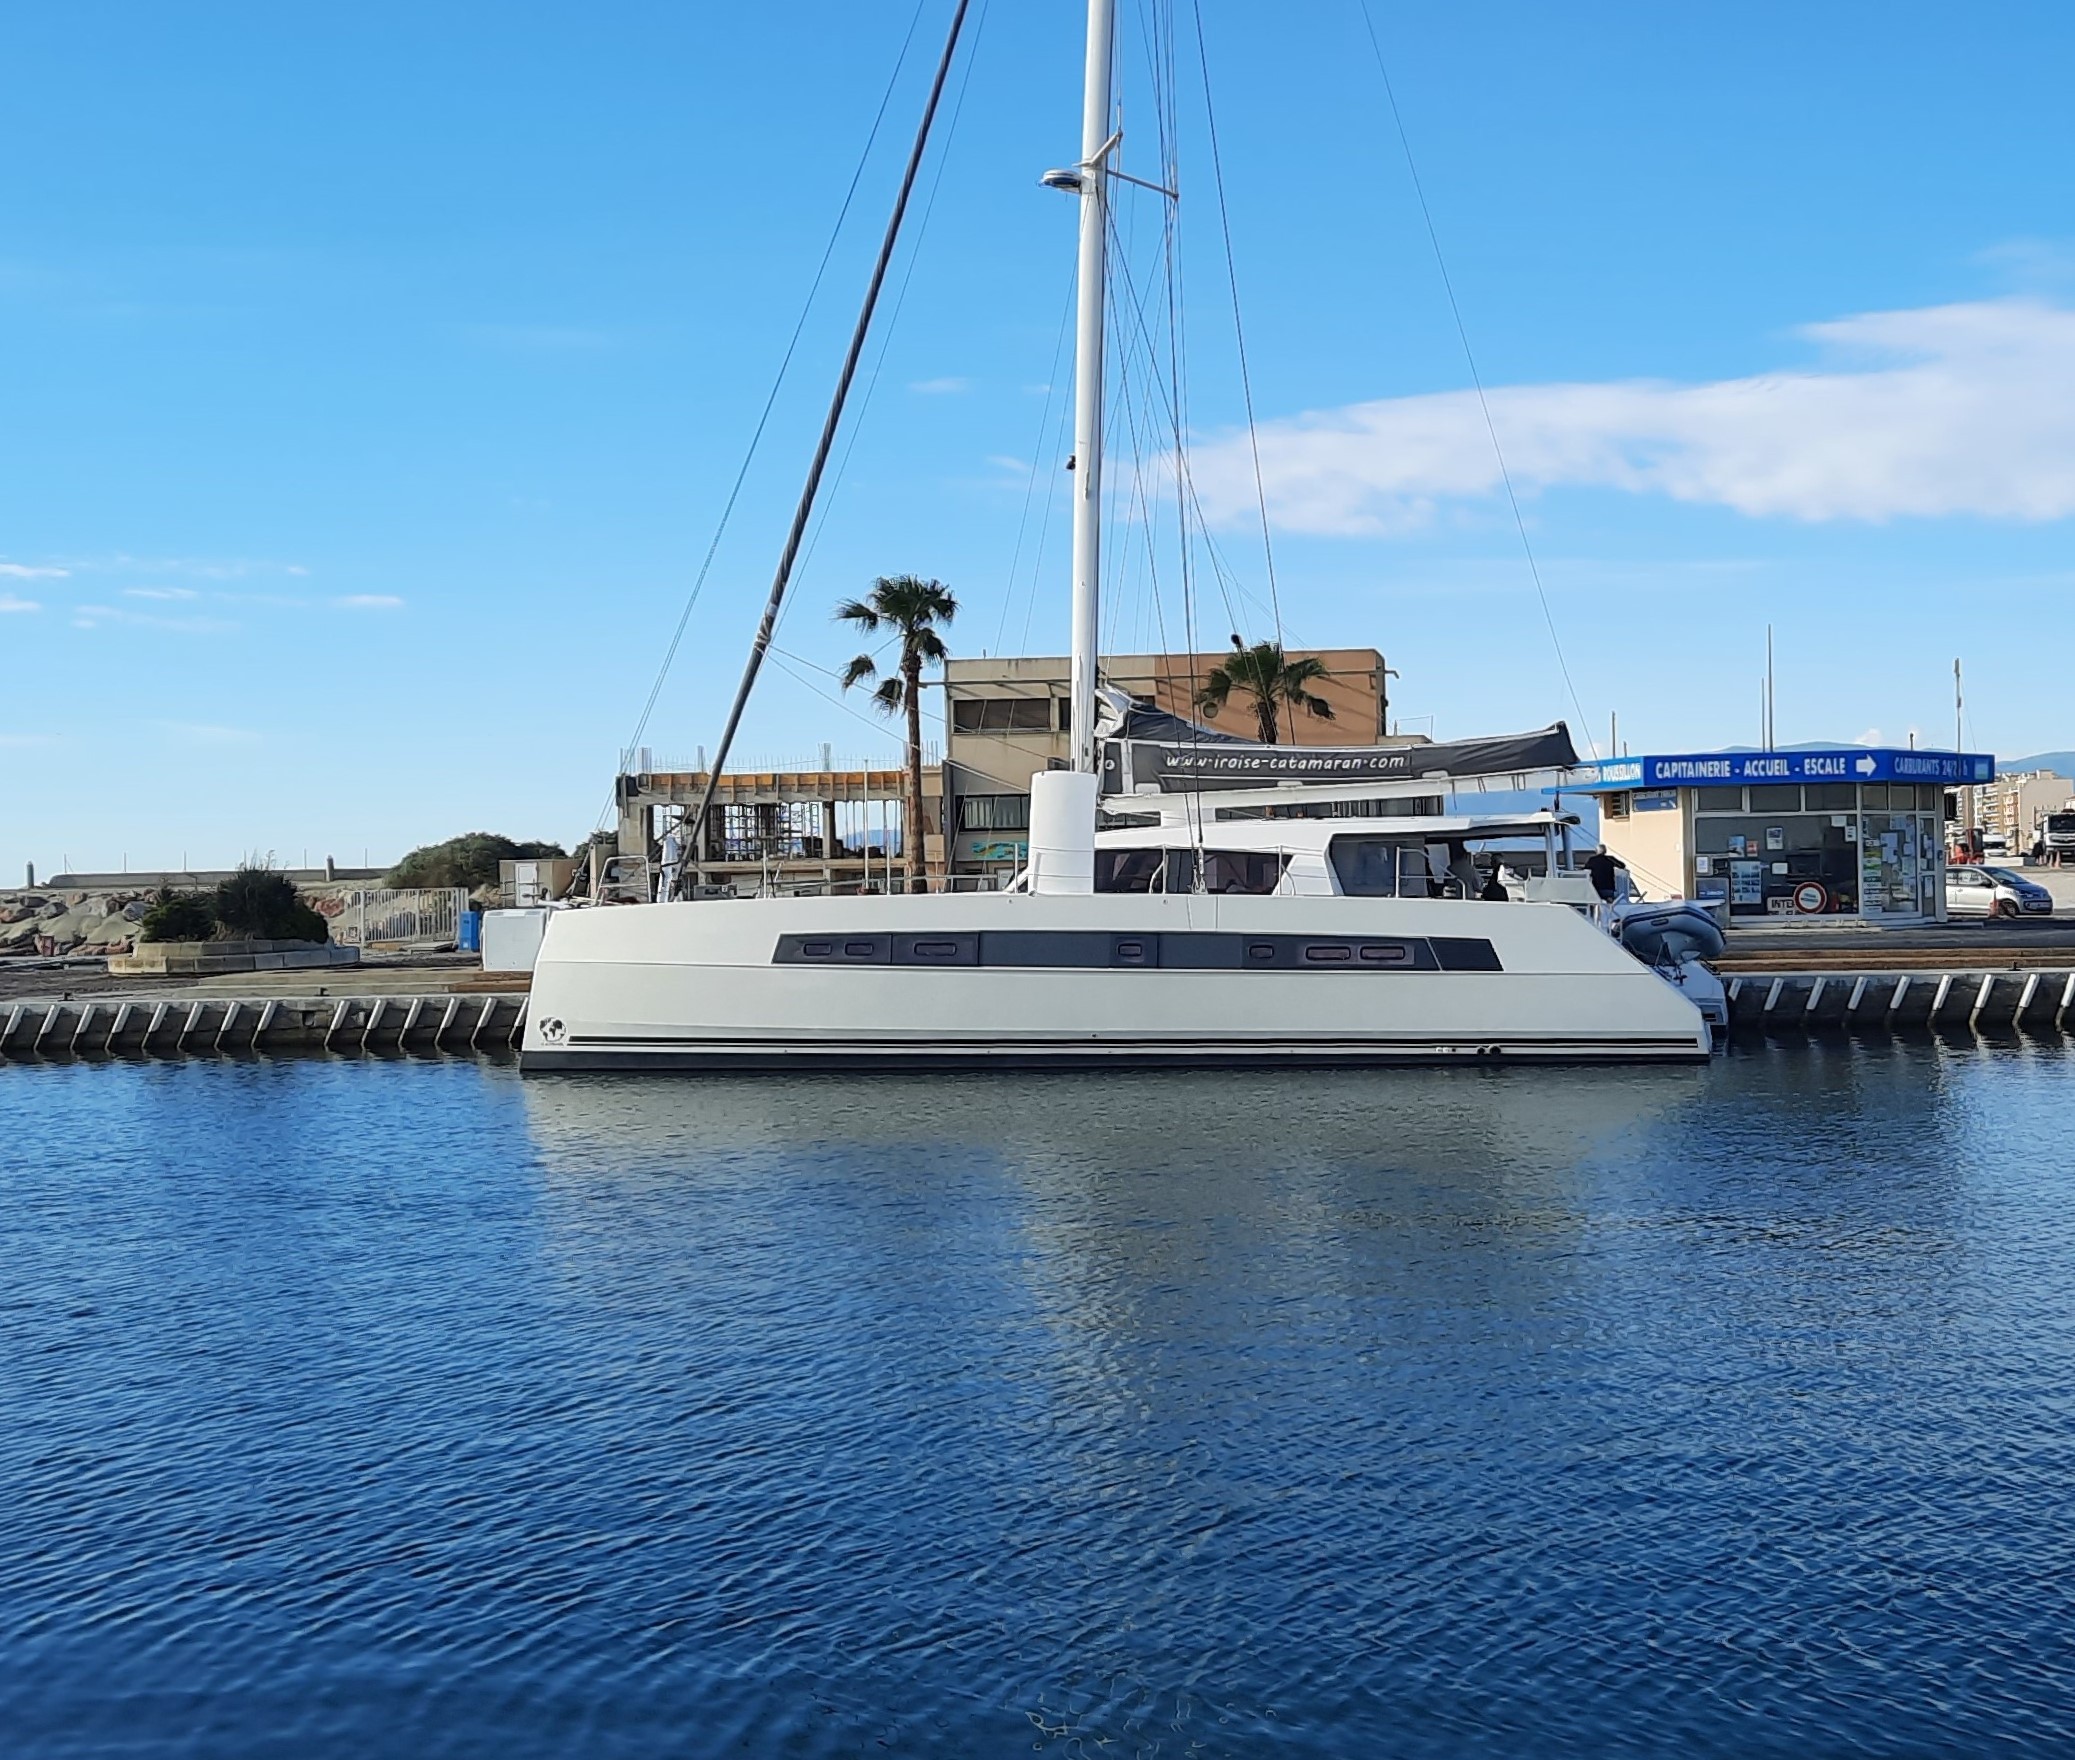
[1065,0,1116,774]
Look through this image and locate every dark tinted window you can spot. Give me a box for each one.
[980,931,1115,967]
[1095,849,1167,894]
[951,697,1056,732]
[1748,785,1802,812]
[1202,851,1289,895]
[959,793,1032,831]
[1304,944,1353,962]
[1430,937,1504,972]
[1359,942,1414,965]
[1327,837,1406,897]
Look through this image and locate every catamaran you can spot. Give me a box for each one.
[520,0,1713,1071]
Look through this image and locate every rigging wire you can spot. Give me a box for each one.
[601,0,931,824]
[1355,0,1599,758]
[1188,0,1284,650]
[677,0,979,887]
[776,0,993,639]
[993,265,1077,655]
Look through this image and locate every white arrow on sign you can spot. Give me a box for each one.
[1854,755,1878,776]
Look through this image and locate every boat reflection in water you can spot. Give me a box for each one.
[498,1048,2075,1756]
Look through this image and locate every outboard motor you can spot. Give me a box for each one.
[1612,901,1730,1036]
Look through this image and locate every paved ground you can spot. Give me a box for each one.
[0,951,520,1006]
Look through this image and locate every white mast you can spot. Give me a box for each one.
[1064,0,1115,773]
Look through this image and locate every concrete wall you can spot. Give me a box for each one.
[1599,797,1690,901]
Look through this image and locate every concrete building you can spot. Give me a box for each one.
[943,647,1397,881]
[1575,746,1995,921]
[1976,769,2074,856]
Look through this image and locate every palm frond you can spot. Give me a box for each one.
[840,654,878,691]
[833,598,881,632]
[870,676,906,716]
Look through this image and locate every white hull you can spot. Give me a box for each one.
[520,893,1710,1071]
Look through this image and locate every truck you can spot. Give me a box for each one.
[2045,807,2075,865]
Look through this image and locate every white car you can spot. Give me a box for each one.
[1945,866,2054,920]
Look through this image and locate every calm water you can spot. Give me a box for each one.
[4,1048,2075,1758]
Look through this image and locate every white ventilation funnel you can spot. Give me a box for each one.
[1027,770,1098,895]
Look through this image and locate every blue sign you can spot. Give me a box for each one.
[1574,748,1994,791]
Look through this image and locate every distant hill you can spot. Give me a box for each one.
[2005,752,2075,778]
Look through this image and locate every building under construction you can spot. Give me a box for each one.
[616,756,944,896]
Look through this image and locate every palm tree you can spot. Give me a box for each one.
[1195,636,1337,745]
[838,574,957,892]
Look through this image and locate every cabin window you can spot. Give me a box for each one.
[1095,849,1166,893]
[1303,943,1353,963]
[1327,836,1411,897]
[1201,850,1290,895]
[843,940,879,957]
[1359,942,1414,965]
[1094,848,1200,894]
[800,940,834,958]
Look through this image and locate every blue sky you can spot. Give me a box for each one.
[6,1,2074,877]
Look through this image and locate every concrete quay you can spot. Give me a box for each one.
[1722,967,2075,1037]
[0,989,531,1061]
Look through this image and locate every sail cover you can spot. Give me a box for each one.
[1100,721,1579,794]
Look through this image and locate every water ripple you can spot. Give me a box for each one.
[3,1049,2075,1755]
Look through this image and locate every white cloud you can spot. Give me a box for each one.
[1190,298,2075,535]
[331,593,404,610]
[0,593,40,614]
[122,586,201,601]
[68,554,306,581]
[0,561,66,579]
[0,733,55,747]
[1854,727,1885,746]
[909,376,971,395]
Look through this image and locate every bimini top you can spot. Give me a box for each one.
[1099,717,1580,795]
[1570,747,1995,792]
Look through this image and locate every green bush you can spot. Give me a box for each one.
[385,832,566,892]
[211,864,329,943]
[138,887,216,943]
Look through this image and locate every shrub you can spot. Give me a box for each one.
[211,864,329,943]
[385,832,567,892]
[138,887,216,943]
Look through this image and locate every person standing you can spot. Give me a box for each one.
[1585,843,1627,905]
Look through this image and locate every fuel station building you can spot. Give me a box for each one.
[1573,747,1995,922]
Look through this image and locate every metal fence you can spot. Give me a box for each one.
[320,887,469,949]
